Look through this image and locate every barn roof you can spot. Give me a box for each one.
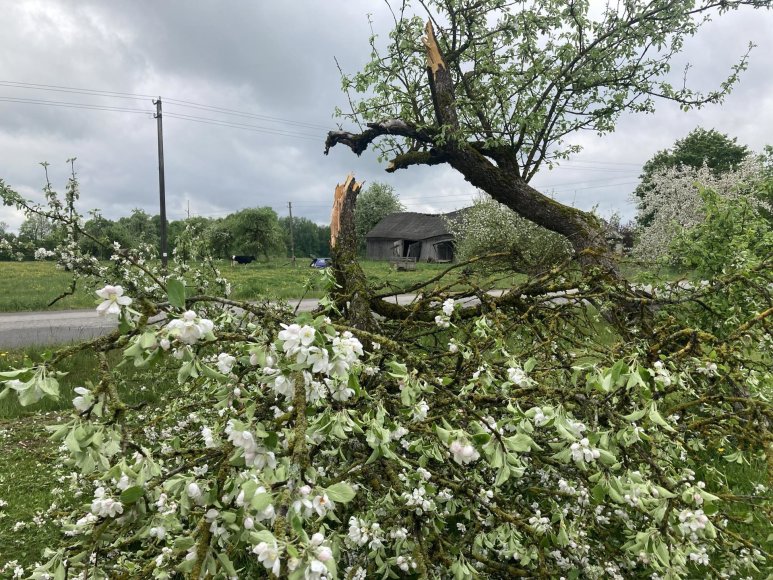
[366,210,466,240]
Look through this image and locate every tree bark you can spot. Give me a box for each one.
[330,175,376,331]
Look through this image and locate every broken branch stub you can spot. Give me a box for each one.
[329,175,374,331]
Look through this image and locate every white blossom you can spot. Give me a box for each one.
[570,438,600,463]
[95,285,132,317]
[72,387,93,412]
[449,439,480,465]
[166,310,214,344]
[216,352,236,374]
[252,541,281,576]
[90,487,124,518]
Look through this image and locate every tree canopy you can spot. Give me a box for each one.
[326,0,771,268]
[353,182,405,253]
[634,128,751,225]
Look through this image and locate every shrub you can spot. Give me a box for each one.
[447,197,572,274]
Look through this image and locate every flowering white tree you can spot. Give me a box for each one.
[445,195,571,273]
[0,170,771,579]
[633,157,771,259]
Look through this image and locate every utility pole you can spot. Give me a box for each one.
[288,201,296,267]
[153,97,169,270]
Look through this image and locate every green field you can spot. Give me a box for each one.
[0,259,518,312]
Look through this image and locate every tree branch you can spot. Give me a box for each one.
[386,149,448,172]
[324,120,431,157]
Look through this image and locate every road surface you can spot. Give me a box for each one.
[0,293,435,349]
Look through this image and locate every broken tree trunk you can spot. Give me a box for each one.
[326,21,619,276]
[330,175,375,331]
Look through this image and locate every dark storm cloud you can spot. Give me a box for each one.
[1,1,772,232]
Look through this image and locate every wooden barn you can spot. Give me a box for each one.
[365,210,464,262]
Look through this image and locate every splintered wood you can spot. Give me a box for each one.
[422,21,446,73]
[330,173,362,248]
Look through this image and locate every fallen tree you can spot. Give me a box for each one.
[0,170,771,578]
[326,0,771,272]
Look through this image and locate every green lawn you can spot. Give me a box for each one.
[0,259,518,312]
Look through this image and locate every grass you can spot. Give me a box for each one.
[0,346,174,572]
[0,259,519,312]
[0,412,70,572]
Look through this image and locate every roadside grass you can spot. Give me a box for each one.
[0,259,519,312]
[0,348,167,419]
[0,261,96,312]
[0,412,70,573]
[0,347,175,572]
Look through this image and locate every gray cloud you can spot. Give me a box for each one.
[1,1,771,233]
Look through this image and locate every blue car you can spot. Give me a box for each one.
[310,257,332,268]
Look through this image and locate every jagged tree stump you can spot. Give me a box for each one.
[330,174,375,331]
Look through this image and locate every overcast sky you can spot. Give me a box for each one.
[1,1,772,233]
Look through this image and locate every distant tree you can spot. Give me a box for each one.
[18,213,56,248]
[168,216,212,255]
[354,182,404,254]
[169,216,214,263]
[0,224,16,261]
[634,128,751,226]
[633,157,769,259]
[227,207,285,259]
[279,216,330,259]
[79,215,133,259]
[606,213,636,254]
[206,219,235,260]
[118,209,159,248]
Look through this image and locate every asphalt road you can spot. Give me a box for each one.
[0,294,430,349]
[0,284,668,349]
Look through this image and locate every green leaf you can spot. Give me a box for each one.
[648,403,676,432]
[64,428,81,453]
[621,408,646,423]
[325,482,356,503]
[200,364,228,382]
[653,540,670,567]
[119,486,144,505]
[216,553,237,577]
[167,278,186,309]
[471,432,491,445]
[504,433,540,453]
[494,464,511,486]
[250,492,273,511]
[39,377,60,398]
[0,368,30,378]
[250,530,277,546]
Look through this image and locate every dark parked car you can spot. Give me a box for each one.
[309,257,332,268]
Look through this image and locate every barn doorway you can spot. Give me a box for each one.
[434,240,454,262]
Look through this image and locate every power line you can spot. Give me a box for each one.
[0,96,153,115]
[163,97,330,130]
[0,79,330,132]
[0,80,153,101]
[163,111,320,141]
[559,159,642,167]
[0,94,324,141]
